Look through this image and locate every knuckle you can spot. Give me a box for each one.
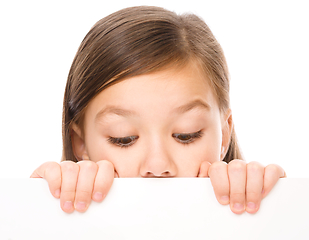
[266,164,278,171]
[247,161,263,173]
[228,160,246,173]
[265,164,280,176]
[48,162,61,171]
[39,163,61,186]
[78,160,98,172]
[230,192,245,200]
[61,190,76,197]
[45,161,60,169]
[44,162,61,175]
[209,161,226,174]
[246,192,261,199]
[61,161,79,173]
[97,160,114,171]
[77,189,93,197]
[267,164,286,179]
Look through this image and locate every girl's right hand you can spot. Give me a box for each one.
[30,160,115,213]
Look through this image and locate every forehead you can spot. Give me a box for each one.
[85,63,219,121]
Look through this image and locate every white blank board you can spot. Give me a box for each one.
[1,178,309,239]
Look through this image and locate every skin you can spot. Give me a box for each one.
[31,62,286,214]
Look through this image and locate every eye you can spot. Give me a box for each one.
[172,130,203,144]
[107,136,139,148]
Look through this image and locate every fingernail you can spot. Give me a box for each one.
[54,189,60,198]
[63,201,73,211]
[233,203,244,211]
[220,196,229,204]
[247,202,256,210]
[93,192,103,201]
[75,201,86,211]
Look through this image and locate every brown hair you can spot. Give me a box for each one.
[62,6,243,163]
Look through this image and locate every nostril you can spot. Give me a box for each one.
[144,172,154,178]
[161,171,171,177]
[143,171,171,178]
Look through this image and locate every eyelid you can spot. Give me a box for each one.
[107,130,203,148]
[172,130,203,144]
[107,135,139,148]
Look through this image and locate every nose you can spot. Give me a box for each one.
[139,140,177,178]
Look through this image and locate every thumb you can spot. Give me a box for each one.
[198,161,211,177]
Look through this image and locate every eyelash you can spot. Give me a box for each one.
[107,136,139,148]
[107,130,203,148]
[172,130,203,144]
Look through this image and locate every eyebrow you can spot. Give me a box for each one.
[95,106,136,122]
[173,99,211,114]
[95,99,211,122]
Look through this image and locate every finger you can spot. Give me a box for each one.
[208,161,230,205]
[245,161,264,214]
[228,160,246,214]
[198,161,211,177]
[59,161,79,213]
[74,161,98,212]
[262,164,286,198]
[92,160,115,202]
[30,162,62,199]
[114,169,119,178]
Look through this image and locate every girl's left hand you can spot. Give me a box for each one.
[198,160,286,214]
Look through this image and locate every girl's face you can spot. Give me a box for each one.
[72,63,232,177]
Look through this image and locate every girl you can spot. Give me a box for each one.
[31,6,286,215]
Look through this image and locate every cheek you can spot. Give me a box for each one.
[174,142,220,176]
[201,135,222,164]
[105,150,141,177]
[85,136,140,177]
[174,128,222,176]
[204,123,223,163]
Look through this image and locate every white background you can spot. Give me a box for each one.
[0,0,308,178]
